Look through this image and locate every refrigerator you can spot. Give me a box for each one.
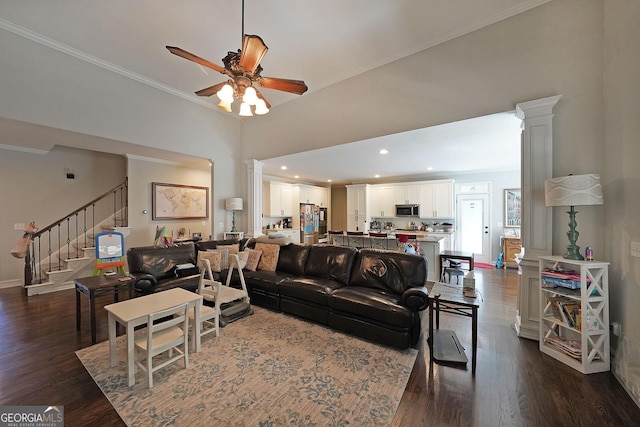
[300,203,319,245]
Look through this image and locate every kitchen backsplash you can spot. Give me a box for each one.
[370,219,455,232]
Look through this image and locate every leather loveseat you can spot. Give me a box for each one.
[234,244,429,349]
[126,242,202,295]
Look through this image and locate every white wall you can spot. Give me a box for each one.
[603,0,640,404]
[0,145,126,283]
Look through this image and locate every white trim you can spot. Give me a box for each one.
[0,143,50,155]
[0,17,216,111]
[0,279,22,289]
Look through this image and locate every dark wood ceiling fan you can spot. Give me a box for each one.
[166,0,308,115]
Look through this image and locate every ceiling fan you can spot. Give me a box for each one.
[166,0,308,116]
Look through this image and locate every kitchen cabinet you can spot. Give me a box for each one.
[539,256,610,374]
[430,232,454,251]
[263,181,293,217]
[418,180,454,218]
[346,184,370,232]
[394,184,419,205]
[370,186,395,218]
[297,184,329,207]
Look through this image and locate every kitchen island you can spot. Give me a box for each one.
[331,233,444,280]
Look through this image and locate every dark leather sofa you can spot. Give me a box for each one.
[236,244,429,349]
[127,239,246,295]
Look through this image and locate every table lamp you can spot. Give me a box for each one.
[225,197,243,232]
[544,174,603,260]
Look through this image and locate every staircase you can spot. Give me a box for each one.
[23,181,129,296]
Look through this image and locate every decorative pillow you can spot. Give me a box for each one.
[198,251,222,272]
[217,244,239,255]
[244,248,262,271]
[208,248,229,270]
[255,242,280,272]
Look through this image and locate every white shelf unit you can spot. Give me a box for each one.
[538,256,610,374]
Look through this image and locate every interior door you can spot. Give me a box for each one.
[456,194,490,264]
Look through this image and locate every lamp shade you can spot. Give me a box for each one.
[225,197,243,211]
[544,174,603,207]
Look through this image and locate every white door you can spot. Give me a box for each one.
[456,194,490,264]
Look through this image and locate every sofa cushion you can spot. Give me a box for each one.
[243,270,293,294]
[195,239,238,252]
[255,242,280,272]
[349,249,427,293]
[276,244,310,276]
[328,286,413,328]
[279,277,345,306]
[304,245,357,285]
[127,243,197,281]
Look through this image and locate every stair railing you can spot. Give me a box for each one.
[24,179,128,286]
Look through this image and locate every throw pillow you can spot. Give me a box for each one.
[244,248,262,271]
[255,242,280,272]
[209,248,229,270]
[198,251,222,272]
[217,244,239,255]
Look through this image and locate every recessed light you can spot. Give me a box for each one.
[294,175,299,179]
[327,179,332,183]
[379,149,388,155]
[280,165,287,170]
[427,166,433,171]
[374,174,380,178]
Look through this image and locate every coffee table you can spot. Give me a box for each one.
[427,281,480,374]
[75,274,134,344]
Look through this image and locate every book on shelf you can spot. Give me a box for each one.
[541,268,591,290]
[547,296,581,330]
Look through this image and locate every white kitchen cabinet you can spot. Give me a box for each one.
[296,184,329,207]
[418,180,454,218]
[370,186,395,218]
[263,181,293,217]
[429,232,454,251]
[346,184,370,232]
[394,184,419,205]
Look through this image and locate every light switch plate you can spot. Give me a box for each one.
[631,241,640,258]
[14,223,25,231]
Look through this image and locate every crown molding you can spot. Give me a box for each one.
[0,143,49,155]
[0,17,218,112]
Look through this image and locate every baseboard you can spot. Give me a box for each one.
[612,369,640,409]
[26,281,74,296]
[0,279,21,289]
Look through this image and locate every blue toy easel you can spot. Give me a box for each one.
[94,231,127,275]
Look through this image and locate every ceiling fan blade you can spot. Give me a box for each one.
[166,46,226,74]
[258,77,308,95]
[240,35,268,74]
[195,82,227,97]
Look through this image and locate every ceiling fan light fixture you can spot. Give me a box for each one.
[239,102,253,117]
[243,86,259,106]
[254,98,269,115]
[217,99,233,112]
[216,84,235,103]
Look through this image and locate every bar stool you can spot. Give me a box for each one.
[369,232,389,250]
[396,233,418,253]
[346,231,365,249]
[328,230,344,245]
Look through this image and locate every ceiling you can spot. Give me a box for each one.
[0,0,543,180]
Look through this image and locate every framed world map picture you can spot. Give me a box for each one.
[152,182,209,220]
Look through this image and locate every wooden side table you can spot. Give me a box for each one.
[503,237,522,269]
[75,274,134,344]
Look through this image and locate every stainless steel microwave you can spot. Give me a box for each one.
[396,204,420,217]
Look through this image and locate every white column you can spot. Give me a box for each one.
[244,159,264,237]
[513,95,561,340]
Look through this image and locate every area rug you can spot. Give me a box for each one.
[474,262,495,269]
[76,307,417,426]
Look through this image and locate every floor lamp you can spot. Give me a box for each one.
[544,174,603,260]
[225,198,243,232]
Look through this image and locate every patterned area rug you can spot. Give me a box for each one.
[76,307,417,426]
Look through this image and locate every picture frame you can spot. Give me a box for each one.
[504,188,521,228]
[152,182,209,220]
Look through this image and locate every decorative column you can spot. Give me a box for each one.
[244,159,264,237]
[514,95,561,340]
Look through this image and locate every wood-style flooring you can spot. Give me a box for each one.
[0,267,639,426]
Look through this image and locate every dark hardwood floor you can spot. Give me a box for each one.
[1,267,639,426]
